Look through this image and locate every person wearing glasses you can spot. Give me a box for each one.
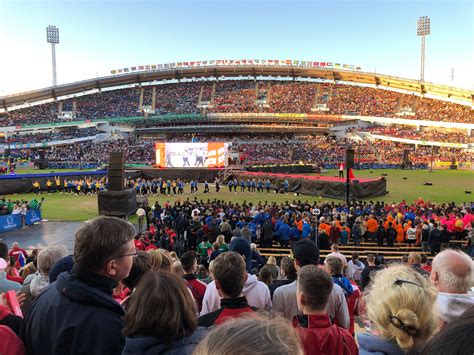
[357,265,438,355]
[21,216,136,355]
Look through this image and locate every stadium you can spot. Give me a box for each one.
[0,2,473,355]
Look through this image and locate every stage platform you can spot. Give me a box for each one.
[233,171,387,199]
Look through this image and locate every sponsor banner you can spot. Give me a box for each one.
[0,209,42,233]
[111,59,362,75]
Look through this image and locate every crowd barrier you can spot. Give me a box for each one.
[0,209,42,233]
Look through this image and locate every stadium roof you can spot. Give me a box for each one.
[1,65,473,110]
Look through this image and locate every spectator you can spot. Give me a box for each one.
[325,256,361,336]
[258,265,276,286]
[21,216,136,355]
[198,252,259,326]
[8,242,27,265]
[0,258,21,293]
[293,265,358,355]
[430,249,474,326]
[360,254,383,290]
[407,252,429,276]
[20,245,68,314]
[346,252,365,282]
[418,306,474,355]
[268,256,297,299]
[326,244,348,271]
[122,271,208,354]
[148,249,172,272]
[273,239,350,329]
[357,265,437,354]
[181,251,207,313]
[194,317,303,355]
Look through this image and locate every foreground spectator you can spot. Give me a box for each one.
[293,265,358,355]
[0,258,21,293]
[20,245,68,314]
[430,249,474,326]
[122,271,208,354]
[357,265,437,354]
[419,306,474,355]
[181,251,207,313]
[194,317,303,355]
[198,252,258,326]
[21,216,136,355]
[360,254,383,290]
[200,240,271,315]
[273,239,350,329]
[325,256,361,335]
[268,256,297,299]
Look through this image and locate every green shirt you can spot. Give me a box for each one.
[197,241,212,257]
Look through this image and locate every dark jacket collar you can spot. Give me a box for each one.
[293,314,332,328]
[72,265,118,296]
[220,296,249,309]
[183,273,197,281]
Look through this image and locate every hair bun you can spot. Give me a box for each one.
[391,309,419,350]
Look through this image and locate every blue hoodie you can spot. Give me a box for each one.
[357,333,405,355]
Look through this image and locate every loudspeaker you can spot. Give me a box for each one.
[345,148,355,169]
[107,151,125,191]
[98,188,137,217]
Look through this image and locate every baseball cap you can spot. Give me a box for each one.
[0,258,7,270]
[294,240,320,266]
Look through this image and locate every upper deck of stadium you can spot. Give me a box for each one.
[1,64,473,110]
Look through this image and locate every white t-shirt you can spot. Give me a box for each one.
[136,208,145,217]
[407,227,417,240]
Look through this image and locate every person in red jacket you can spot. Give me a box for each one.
[180,251,207,313]
[198,252,256,327]
[293,265,358,355]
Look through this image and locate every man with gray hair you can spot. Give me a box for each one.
[430,249,474,326]
[20,245,68,314]
[21,216,136,355]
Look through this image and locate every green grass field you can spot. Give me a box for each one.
[2,169,473,222]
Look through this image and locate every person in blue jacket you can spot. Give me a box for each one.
[278,219,291,248]
[21,216,136,355]
[302,217,312,239]
[227,179,233,192]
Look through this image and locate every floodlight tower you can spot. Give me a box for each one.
[417,16,430,82]
[46,25,60,87]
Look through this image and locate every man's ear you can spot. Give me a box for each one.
[105,259,117,277]
[430,270,439,285]
[215,279,223,297]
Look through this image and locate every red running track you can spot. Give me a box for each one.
[240,171,379,183]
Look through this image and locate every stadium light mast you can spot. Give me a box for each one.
[46,25,59,87]
[417,16,430,82]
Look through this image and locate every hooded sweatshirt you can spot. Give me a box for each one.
[436,292,474,325]
[357,332,405,355]
[200,273,271,316]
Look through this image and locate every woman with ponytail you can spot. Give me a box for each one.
[357,265,438,354]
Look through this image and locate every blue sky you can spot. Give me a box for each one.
[0,0,472,95]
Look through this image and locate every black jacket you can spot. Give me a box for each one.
[122,328,209,355]
[20,268,125,355]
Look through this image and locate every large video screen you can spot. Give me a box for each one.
[155,142,228,168]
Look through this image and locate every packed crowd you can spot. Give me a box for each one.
[361,125,472,144]
[0,197,42,219]
[1,197,473,354]
[2,128,100,145]
[1,81,472,127]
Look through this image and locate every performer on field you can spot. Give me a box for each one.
[339,162,345,178]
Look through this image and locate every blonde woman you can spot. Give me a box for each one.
[357,265,438,354]
[216,235,228,252]
[148,249,172,272]
[265,255,280,278]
